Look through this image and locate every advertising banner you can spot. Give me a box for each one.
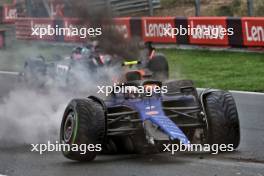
[141,17,176,43]
[3,4,17,23]
[188,17,229,46]
[242,17,264,47]
[113,17,131,39]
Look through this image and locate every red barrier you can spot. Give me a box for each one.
[141,17,176,43]
[0,30,5,48]
[242,17,264,47]
[2,4,17,23]
[114,17,131,39]
[14,17,264,48]
[63,18,86,42]
[16,18,56,41]
[16,18,32,40]
[188,17,229,46]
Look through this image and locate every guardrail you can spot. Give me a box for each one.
[15,16,264,47]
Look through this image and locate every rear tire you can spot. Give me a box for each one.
[60,98,106,161]
[147,54,169,80]
[204,91,240,149]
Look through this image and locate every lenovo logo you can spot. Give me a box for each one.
[190,21,226,40]
[4,6,17,20]
[143,20,173,38]
[245,22,264,42]
[115,24,129,39]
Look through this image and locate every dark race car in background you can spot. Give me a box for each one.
[22,44,112,88]
[22,42,169,89]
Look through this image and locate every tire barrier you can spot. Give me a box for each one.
[15,17,264,47]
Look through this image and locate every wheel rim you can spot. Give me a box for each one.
[63,111,75,143]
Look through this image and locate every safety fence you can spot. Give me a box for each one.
[14,16,264,47]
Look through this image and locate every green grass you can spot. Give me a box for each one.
[160,49,264,92]
[1,42,263,92]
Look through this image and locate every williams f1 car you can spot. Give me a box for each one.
[60,79,240,161]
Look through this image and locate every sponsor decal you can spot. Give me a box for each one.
[3,4,17,23]
[141,17,176,43]
[188,17,230,45]
[146,111,159,115]
[114,18,131,39]
[242,17,264,46]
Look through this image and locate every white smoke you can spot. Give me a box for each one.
[0,59,119,147]
[0,88,69,145]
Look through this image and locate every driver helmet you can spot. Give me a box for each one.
[71,46,90,60]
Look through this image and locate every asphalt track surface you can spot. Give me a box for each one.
[0,74,263,176]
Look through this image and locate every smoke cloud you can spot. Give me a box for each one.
[0,0,143,147]
[0,62,119,147]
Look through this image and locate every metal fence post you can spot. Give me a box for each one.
[195,0,200,16]
[247,0,253,16]
[148,0,154,16]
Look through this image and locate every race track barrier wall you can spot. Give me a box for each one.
[0,30,5,48]
[15,17,264,47]
[0,4,17,23]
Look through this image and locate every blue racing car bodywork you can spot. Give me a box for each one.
[105,95,190,145]
[60,79,240,162]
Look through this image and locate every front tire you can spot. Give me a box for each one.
[60,98,106,161]
[204,91,240,149]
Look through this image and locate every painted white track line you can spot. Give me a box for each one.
[0,174,7,176]
[0,70,20,76]
[196,88,264,96]
[229,90,264,96]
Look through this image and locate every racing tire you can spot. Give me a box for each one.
[147,54,169,80]
[60,98,106,161]
[204,91,240,149]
